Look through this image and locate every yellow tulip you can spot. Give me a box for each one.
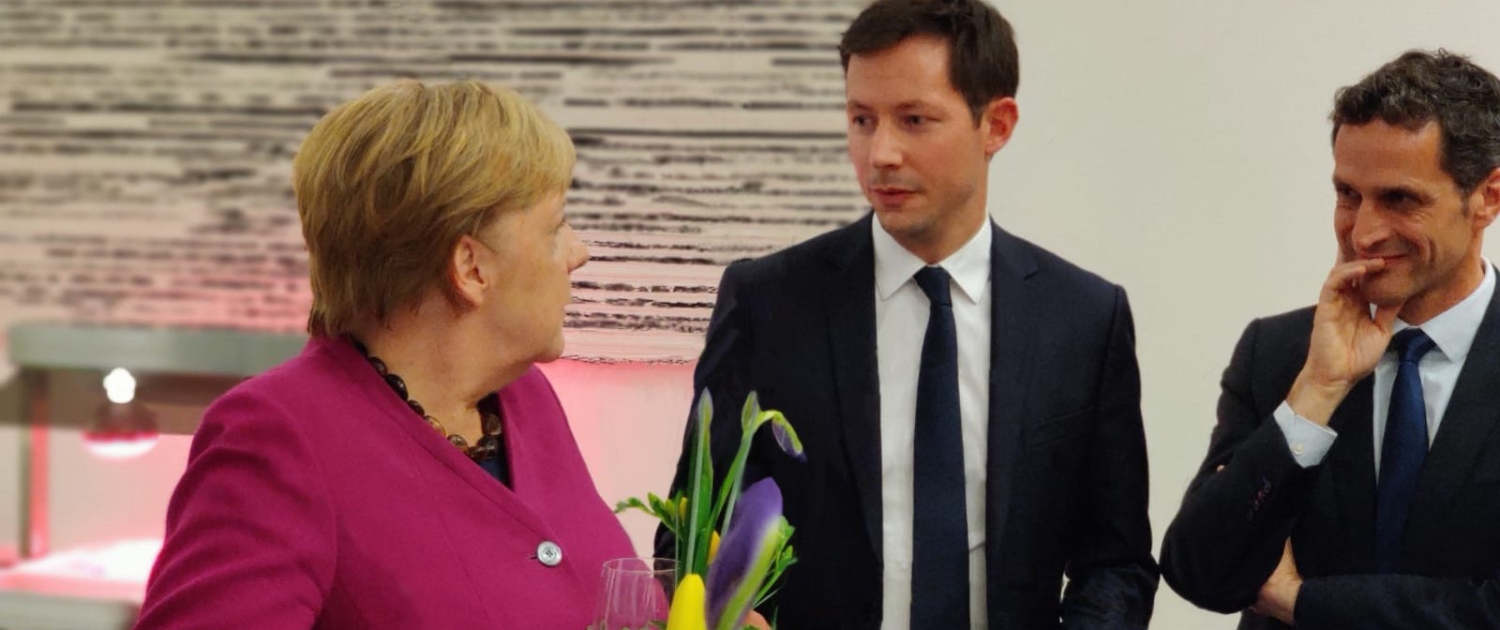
[667,573,707,630]
[708,531,721,563]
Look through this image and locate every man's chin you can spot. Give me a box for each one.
[1358,281,1411,309]
[873,208,929,237]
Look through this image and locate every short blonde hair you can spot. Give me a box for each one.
[294,80,575,337]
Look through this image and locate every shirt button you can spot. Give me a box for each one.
[1292,443,1306,455]
[537,541,563,567]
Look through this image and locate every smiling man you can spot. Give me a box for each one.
[1162,50,1500,629]
[660,1,1158,628]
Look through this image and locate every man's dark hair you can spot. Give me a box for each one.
[839,0,1018,124]
[1331,49,1500,194]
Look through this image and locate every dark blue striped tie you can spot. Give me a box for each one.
[910,266,969,630]
[1375,328,1436,573]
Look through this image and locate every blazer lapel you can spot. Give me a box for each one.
[1326,377,1376,572]
[1402,278,1500,555]
[823,214,884,562]
[983,224,1039,567]
[328,338,555,537]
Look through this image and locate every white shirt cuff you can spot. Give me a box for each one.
[1272,401,1338,468]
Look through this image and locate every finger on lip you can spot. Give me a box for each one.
[1328,259,1381,287]
[1346,256,1392,271]
[1332,262,1370,277]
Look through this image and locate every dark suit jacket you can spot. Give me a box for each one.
[1161,281,1500,629]
[658,214,1158,630]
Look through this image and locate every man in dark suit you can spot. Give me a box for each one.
[659,1,1158,628]
[1162,50,1500,629]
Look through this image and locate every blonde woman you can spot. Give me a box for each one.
[135,81,632,629]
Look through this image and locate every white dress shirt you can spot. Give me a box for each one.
[1276,260,1495,470]
[874,217,991,630]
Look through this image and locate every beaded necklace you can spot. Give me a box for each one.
[352,339,502,462]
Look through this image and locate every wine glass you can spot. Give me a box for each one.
[592,557,677,630]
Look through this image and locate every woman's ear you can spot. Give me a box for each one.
[449,234,491,307]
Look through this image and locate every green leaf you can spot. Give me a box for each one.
[647,493,669,520]
[614,493,687,540]
[651,493,682,537]
[739,391,761,433]
[753,526,797,608]
[714,393,767,529]
[614,496,649,515]
[685,389,717,578]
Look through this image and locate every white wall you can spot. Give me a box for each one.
[983,1,1500,627]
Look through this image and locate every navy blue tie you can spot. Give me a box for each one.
[1375,328,1436,573]
[910,266,969,630]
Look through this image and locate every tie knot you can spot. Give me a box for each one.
[1390,328,1437,364]
[913,266,952,307]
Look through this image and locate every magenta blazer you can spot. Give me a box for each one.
[135,336,635,629]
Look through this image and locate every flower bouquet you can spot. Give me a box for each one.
[613,390,804,630]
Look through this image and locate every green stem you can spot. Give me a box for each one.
[713,430,755,529]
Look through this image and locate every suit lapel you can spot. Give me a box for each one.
[983,224,1039,568]
[822,214,884,562]
[1402,279,1500,554]
[1326,378,1376,572]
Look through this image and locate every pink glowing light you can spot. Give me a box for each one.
[0,539,160,613]
[8,538,161,585]
[82,433,162,460]
[85,380,161,460]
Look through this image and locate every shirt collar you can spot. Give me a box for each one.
[872,216,992,304]
[1393,258,1494,362]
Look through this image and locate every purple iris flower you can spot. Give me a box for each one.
[705,477,787,630]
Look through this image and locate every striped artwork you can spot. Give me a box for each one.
[0,0,867,365]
